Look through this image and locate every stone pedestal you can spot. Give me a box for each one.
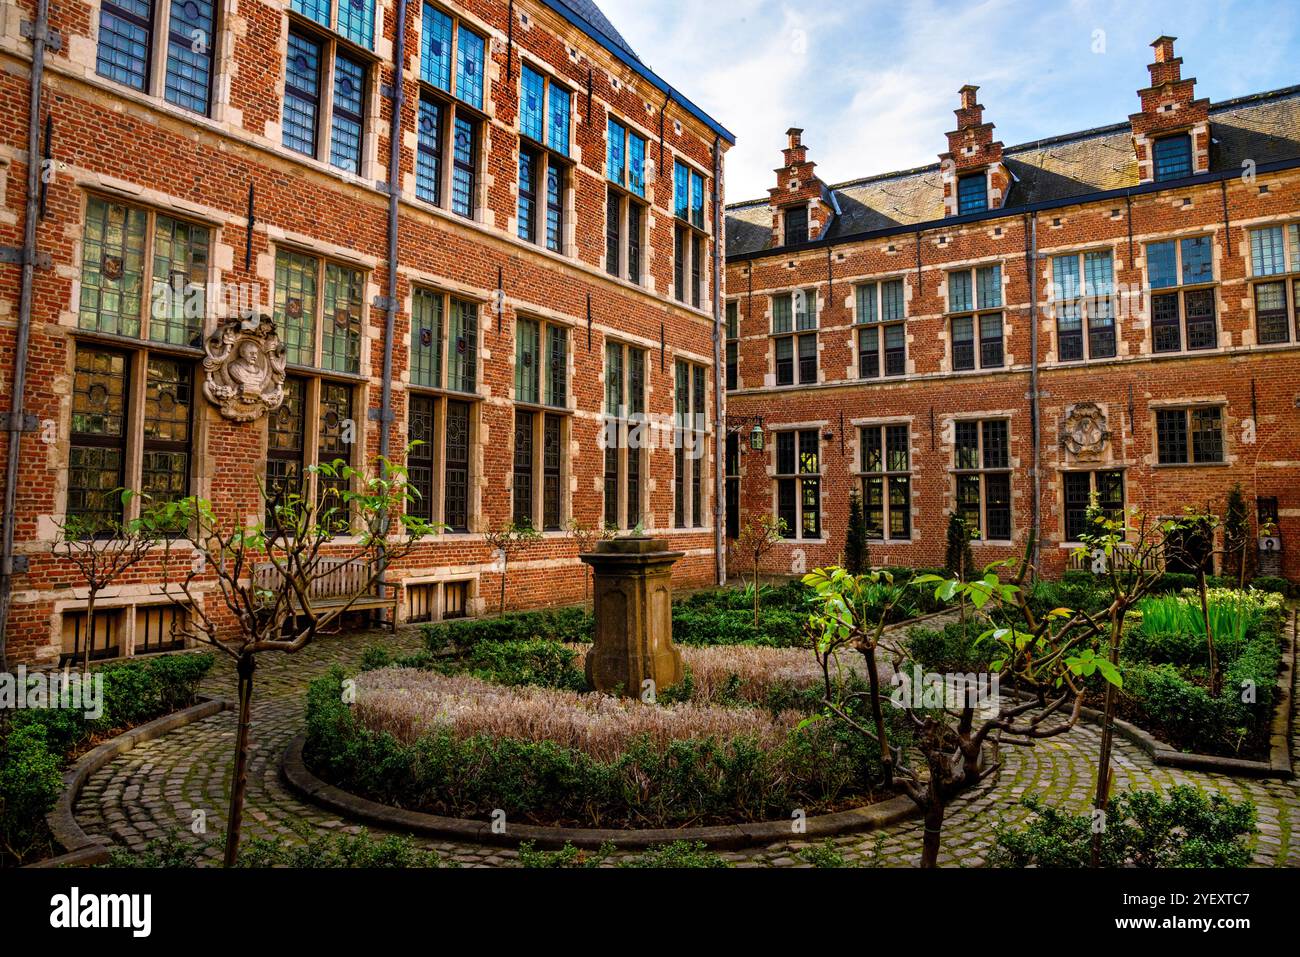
[579,537,684,697]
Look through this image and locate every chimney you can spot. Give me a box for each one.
[768,127,835,246]
[939,86,1009,216]
[1129,36,1211,183]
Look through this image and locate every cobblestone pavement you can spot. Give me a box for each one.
[75,615,1300,868]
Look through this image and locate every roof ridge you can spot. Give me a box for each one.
[725,84,1300,212]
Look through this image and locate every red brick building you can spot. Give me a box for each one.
[724,39,1300,584]
[0,0,733,666]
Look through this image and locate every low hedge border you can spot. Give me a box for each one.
[27,695,232,869]
[1008,613,1294,780]
[281,733,932,850]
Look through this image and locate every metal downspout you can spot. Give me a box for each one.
[0,0,52,669]
[1028,212,1041,577]
[378,0,408,612]
[711,136,725,586]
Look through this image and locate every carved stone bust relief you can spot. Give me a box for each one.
[202,316,288,422]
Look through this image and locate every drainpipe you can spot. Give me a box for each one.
[0,0,52,670]
[377,0,408,610]
[1027,212,1042,578]
[711,136,725,586]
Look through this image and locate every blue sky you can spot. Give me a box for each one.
[596,0,1300,203]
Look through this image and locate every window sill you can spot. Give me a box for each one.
[1153,461,1230,469]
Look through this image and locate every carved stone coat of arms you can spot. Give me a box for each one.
[1060,402,1111,460]
[202,317,288,422]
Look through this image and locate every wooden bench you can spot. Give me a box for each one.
[253,557,397,630]
[1066,544,1164,574]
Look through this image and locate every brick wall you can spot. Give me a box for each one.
[0,0,730,665]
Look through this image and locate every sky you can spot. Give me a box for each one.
[595,0,1300,204]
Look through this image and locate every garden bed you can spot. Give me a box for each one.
[905,587,1295,768]
[300,636,905,834]
[1,652,216,868]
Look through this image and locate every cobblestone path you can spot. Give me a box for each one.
[75,615,1300,867]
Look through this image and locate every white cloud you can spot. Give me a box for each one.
[593,0,1300,203]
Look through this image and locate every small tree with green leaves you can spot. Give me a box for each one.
[1074,499,1174,866]
[804,567,902,786]
[158,452,438,867]
[53,491,169,671]
[806,537,1121,868]
[844,489,869,575]
[1223,484,1251,589]
[944,512,975,582]
[485,521,544,616]
[735,515,788,626]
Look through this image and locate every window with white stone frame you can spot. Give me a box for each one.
[1247,223,1300,345]
[282,0,380,173]
[775,429,821,540]
[517,63,571,254]
[1051,250,1117,361]
[859,424,911,541]
[415,2,487,219]
[513,317,570,532]
[772,289,817,386]
[603,341,647,531]
[948,264,1003,371]
[856,279,906,378]
[953,419,1012,541]
[95,0,221,115]
[674,360,708,529]
[673,160,708,307]
[1145,235,1217,353]
[606,118,649,284]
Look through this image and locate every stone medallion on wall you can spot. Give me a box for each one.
[202,316,288,422]
[1060,402,1111,461]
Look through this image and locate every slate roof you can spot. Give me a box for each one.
[726,86,1300,258]
[552,0,640,63]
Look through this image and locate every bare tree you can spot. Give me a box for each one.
[735,515,787,626]
[565,517,615,602]
[54,490,166,671]
[158,454,437,867]
[484,521,543,616]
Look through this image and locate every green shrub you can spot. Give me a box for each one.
[94,652,215,732]
[799,839,851,868]
[620,841,730,869]
[905,622,994,673]
[1249,576,1292,597]
[106,826,447,868]
[990,786,1256,868]
[0,720,62,865]
[1121,653,1278,756]
[105,829,212,868]
[671,607,808,647]
[466,639,587,691]
[517,840,613,868]
[424,607,594,651]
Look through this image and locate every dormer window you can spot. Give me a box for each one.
[1153,134,1193,182]
[957,173,988,215]
[784,206,808,246]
